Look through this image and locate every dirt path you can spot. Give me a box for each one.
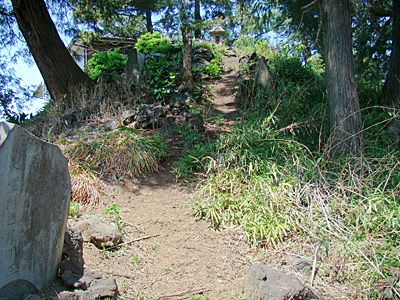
[209,56,242,122]
[74,55,260,299]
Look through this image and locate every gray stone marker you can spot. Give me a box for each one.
[0,122,71,300]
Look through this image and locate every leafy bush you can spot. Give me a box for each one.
[204,59,222,78]
[142,56,181,101]
[86,48,127,80]
[135,32,171,55]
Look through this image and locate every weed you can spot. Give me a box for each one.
[105,203,124,232]
[69,201,82,218]
[131,252,140,266]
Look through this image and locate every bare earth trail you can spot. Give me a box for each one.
[77,55,262,299]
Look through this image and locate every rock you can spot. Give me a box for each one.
[183,112,204,132]
[168,96,189,116]
[75,217,122,248]
[239,50,259,76]
[124,48,140,83]
[225,48,237,57]
[245,265,306,300]
[59,228,85,288]
[58,271,118,300]
[192,46,214,62]
[255,56,276,90]
[0,122,70,300]
[294,257,312,272]
[122,109,136,125]
[104,120,119,131]
[90,277,119,298]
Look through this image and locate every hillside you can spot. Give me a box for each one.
[23,40,400,300]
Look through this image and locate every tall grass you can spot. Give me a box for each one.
[64,127,167,204]
[174,45,400,296]
[187,116,400,297]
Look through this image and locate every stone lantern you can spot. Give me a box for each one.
[210,24,225,44]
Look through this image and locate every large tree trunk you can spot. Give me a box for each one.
[194,0,201,39]
[321,0,363,157]
[145,8,153,33]
[383,0,400,108]
[11,0,94,101]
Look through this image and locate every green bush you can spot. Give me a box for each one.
[86,48,127,80]
[142,55,181,101]
[135,32,171,55]
[204,59,222,78]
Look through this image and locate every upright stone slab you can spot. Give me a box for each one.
[255,56,275,90]
[0,122,71,300]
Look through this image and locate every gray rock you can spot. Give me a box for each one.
[245,265,306,300]
[90,277,119,298]
[294,257,312,272]
[255,56,276,90]
[124,48,140,83]
[75,217,122,248]
[225,48,237,57]
[0,122,70,300]
[122,110,136,125]
[59,227,85,288]
[104,120,119,131]
[183,112,204,132]
[58,271,118,300]
[192,47,214,62]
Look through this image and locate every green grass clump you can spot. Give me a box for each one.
[66,127,167,179]
[184,115,400,297]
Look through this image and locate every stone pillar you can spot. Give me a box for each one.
[123,48,140,84]
[0,122,71,300]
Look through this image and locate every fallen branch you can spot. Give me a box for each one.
[107,234,160,250]
[160,288,211,299]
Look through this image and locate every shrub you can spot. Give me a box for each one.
[86,48,127,80]
[135,32,171,55]
[142,56,181,101]
[204,59,222,78]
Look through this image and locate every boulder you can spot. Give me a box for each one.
[255,56,276,90]
[245,265,306,300]
[59,228,85,288]
[75,217,122,248]
[122,109,136,126]
[192,46,214,62]
[59,272,119,300]
[225,48,237,57]
[183,112,204,132]
[0,122,70,300]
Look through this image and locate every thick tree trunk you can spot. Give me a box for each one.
[146,8,153,33]
[11,0,94,101]
[194,0,201,39]
[383,0,400,108]
[181,25,194,91]
[321,0,363,157]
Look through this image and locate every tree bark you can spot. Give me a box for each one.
[194,0,201,39]
[321,0,363,157]
[145,8,153,33]
[11,0,94,101]
[383,0,400,108]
